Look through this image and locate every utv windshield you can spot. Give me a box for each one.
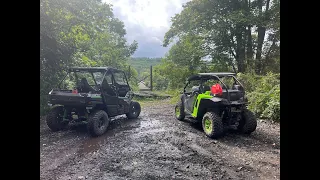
[59,71,105,91]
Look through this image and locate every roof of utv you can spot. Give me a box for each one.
[188,72,236,81]
[68,67,123,73]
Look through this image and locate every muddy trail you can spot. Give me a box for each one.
[40,99,280,180]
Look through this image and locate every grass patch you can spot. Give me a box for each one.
[164,89,181,104]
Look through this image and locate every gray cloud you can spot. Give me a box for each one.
[106,0,189,58]
[122,23,170,57]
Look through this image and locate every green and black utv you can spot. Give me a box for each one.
[46,67,141,137]
[175,72,257,138]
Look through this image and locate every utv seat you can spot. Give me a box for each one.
[101,81,117,96]
[79,78,95,93]
[118,87,129,97]
[202,85,211,92]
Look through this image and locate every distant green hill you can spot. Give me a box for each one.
[128,57,162,76]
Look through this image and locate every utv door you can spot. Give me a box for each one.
[183,81,201,114]
[184,91,199,114]
[101,72,119,116]
[112,71,131,114]
[113,71,130,97]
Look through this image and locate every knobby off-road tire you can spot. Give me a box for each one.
[46,106,69,132]
[238,108,257,134]
[126,101,141,119]
[87,110,110,137]
[202,111,224,138]
[175,101,185,121]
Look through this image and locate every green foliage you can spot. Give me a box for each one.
[261,85,280,121]
[166,89,182,104]
[163,0,280,74]
[236,73,262,92]
[151,69,169,91]
[239,72,280,121]
[129,81,139,92]
[128,57,162,77]
[154,38,210,89]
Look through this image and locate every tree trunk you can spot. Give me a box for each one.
[246,25,253,67]
[230,60,237,73]
[228,47,238,73]
[262,34,277,73]
[244,0,253,70]
[255,0,270,75]
[236,32,246,73]
[235,27,246,73]
[255,26,265,74]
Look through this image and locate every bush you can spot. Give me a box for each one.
[261,85,280,121]
[242,72,280,122]
[166,89,182,104]
[236,72,262,92]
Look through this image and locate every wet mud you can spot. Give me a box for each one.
[40,99,280,180]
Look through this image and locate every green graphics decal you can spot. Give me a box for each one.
[192,91,212,117]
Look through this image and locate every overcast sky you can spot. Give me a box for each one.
[102,0,190,58]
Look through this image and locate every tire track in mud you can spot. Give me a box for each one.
[40,99,280,180]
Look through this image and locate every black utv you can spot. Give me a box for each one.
[175,72,257,138]
[46,67,141,137]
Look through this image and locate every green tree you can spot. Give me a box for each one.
[163,0,280,75]
[128,57,162,78]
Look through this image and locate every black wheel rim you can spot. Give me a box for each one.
[132,105,137,115]
[56,111,63,121]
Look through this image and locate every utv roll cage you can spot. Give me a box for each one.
[57,67,131,91]
[184,72,245,102]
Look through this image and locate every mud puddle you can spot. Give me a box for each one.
[77,115,142,155]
